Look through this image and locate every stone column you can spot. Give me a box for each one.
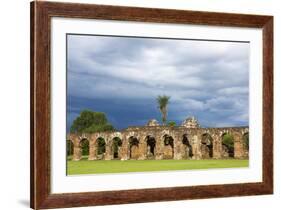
[192,135,201,160]
[104,138,113,160]
[118,136,128,160]
[120,137,129,160]
[173,135,182,160]
[117,146,122,159]
[179,144,186,159]
[138,136,147,160]
[234,133,244,159]
[213,134,222,159]
[72,137,81,161]
[155,135,163,160]
[88,136,97,160]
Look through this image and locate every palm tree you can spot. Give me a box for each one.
[157,95,170,125]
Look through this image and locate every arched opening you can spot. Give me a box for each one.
[67,140,74,160]
[112,137,122,159]
[222,133,234,158]
[146,136,156,159]
[243,132,249,157]
[201,133,213,159]
[163,134,174,159]
[96,137,106,160]
[182,134,193,159]
[79,138,89,160]
[129,137,139,159]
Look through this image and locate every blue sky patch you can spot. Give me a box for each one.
[67,35,249,131]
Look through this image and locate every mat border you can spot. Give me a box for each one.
[30,1,273,209]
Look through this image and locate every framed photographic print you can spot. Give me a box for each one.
[30,1,273,209]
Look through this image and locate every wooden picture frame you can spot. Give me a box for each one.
[30,1,273,209]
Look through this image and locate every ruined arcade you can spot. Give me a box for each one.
[67,117,249,161]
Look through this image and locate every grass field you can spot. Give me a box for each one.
[67,157,249,175]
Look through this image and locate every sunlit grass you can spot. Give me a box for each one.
[67,157,249,175]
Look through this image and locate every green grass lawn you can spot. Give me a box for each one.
[67,157,249,175]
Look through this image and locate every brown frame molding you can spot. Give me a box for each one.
[30,1,273,209]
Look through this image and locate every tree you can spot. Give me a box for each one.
[97,138,106,155]
[168,121,176,126]
[157,95,170,125]
[84,123,114,133]
[222,133,234,157]
[222,134,234,149]
[70,109,115,133]
[80,139,89,156]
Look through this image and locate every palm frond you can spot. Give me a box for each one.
[157,95,170,109]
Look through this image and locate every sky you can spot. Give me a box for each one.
[67,34,249,131]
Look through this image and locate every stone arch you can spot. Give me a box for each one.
[96,137,106,159]
[129,136,140,159]
[112,132,122,139]
[221,132,234,158]
[162,134,174,159]
[182,134,193,159]
[146,135,156,159]
[201,133,213,159]
[67,139,74,157]
[79,138,89,159]
[112,137,122,159]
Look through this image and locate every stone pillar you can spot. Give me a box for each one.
[213,134,222,159]
[104,138,113,160]
[88,136,97,160]
[138,137,147,160]
[155,135,163,160]
[72,137,81,161]
[120,137,129,160]
[234,133,244,159]
[192,135,201,160]
[179,144,187,159]
[173,135,182,160]
[117,146,122,159]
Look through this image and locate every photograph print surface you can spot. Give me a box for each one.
[66,34,249,175]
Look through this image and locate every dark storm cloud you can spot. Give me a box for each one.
[67,34,249,130]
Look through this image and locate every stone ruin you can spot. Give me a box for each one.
[67,117,249,161]
[146,119,160,126]
[182,116,200,128]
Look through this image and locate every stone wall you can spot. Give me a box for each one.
[67,126,249,161]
